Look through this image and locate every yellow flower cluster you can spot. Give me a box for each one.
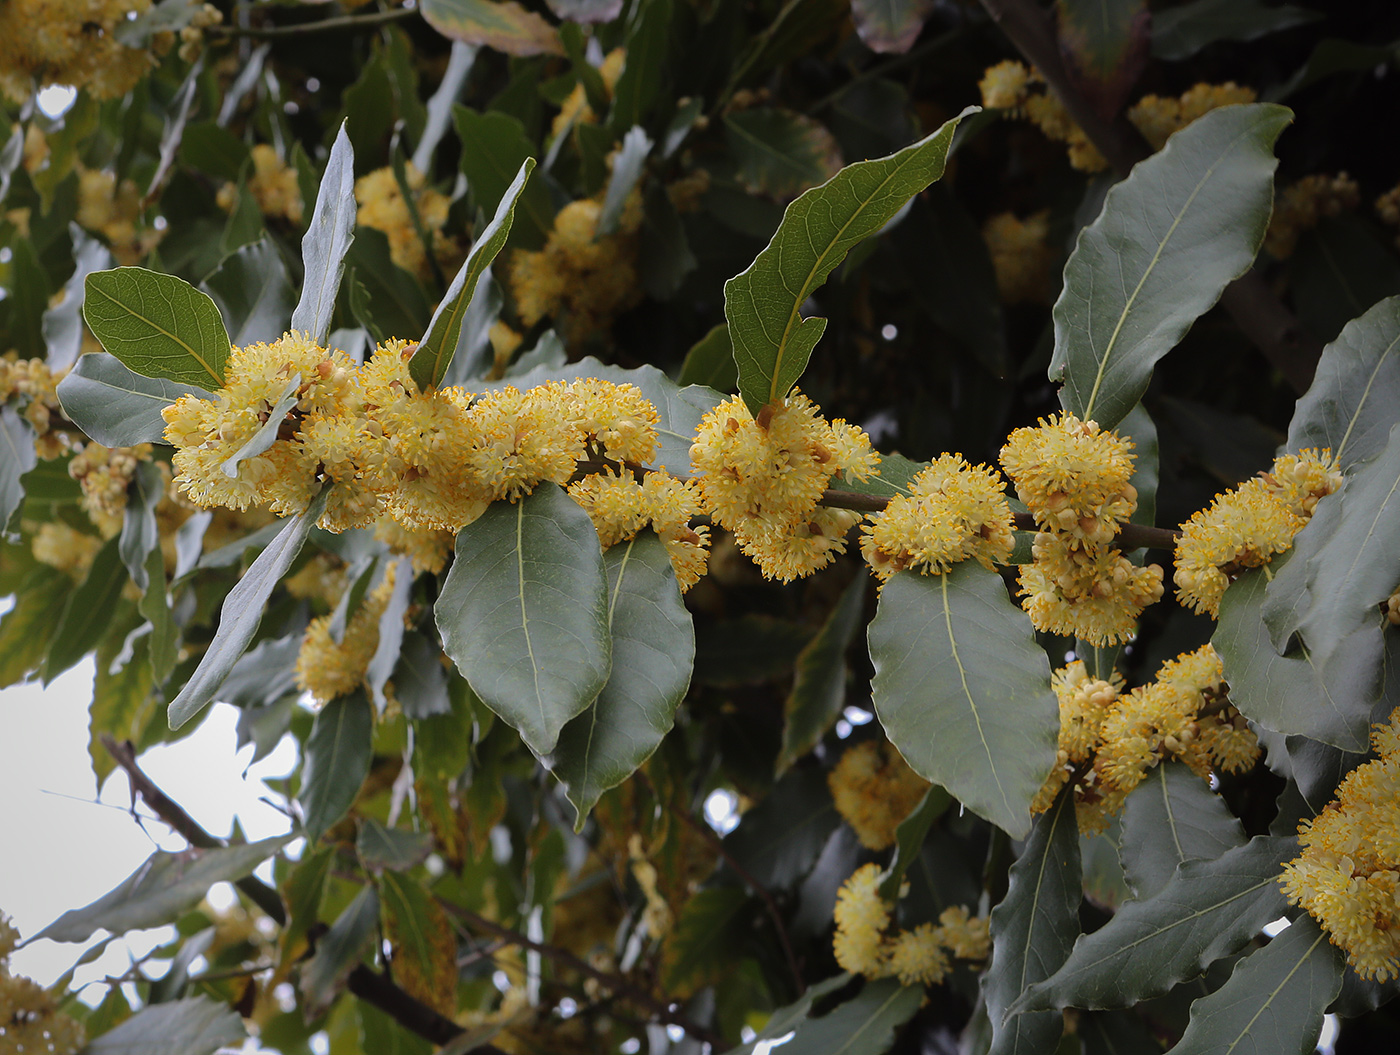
[294,564,398,705]
[1001,414,1162,646]
[0,914,85,1055]
[355,164,459,280]
[691,391,877,581]
[827,740,930,850]
[372,517,456,577]
[68,441,154,537]
[1386,586,1400,627]
[1281,709,1400,981]
[0,354,68,459]
[1030,660,1122,821]
[30,522,102,579]
[284,553,349,609]
[983,210,1055,304]
[217,144,304,225]
[1264,173,1359,259]
[567,470,710,591]
[1125,82,1258,152]
[77,166,163,265]
[832,864,989,985]
[978,60,1032,111]
[859,454,1014,582]
[1376,184,1400,248]
[1174,448,1341,617]
[552,48,627,139]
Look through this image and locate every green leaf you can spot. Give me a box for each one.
[1013,835,1296,1012]
[679,324,739,392]
[278,847,334,970]
[393,631,452,719]
[292,124,356,346]
[436,484,611,756]
[725,767,840,889]
[42,225,112,371]
[43,536,127,682]
[547,0,623,23]
[34,837,291,943]
[597,126,652,237]
[409,157,536,390]
[1287,295,1400,470]
[868,565,1059,839]
[380,871,457,1019]
[414,42,480,174]
[781,977,924,1055]
[367,558,415,713]
[1152,0,1322,62]
[778,575,867,774]
[879,785,953,902]
[638,179,698,300]
[0,123,23,203]
[1291,215,1400,343]
[6,236,51,359]
[83,267,232,390]
[56,352,212,448]
[1119,762,1246,900]
[452,107,554,248]
[0,405,38,532]
[1168,916,1343,1055]
[119,461,164,590]
[168,488,329,729]
[1056,0,1151,118]
[724,108,968,415]
[724,108,843,200]
[421,0,564,56]
[82,995,245,1055]
[178,120,251,182]
[200,237,297,347]
[89,631,157,790]
[358,818,435,873]
[344,226,434,338]
[301,885,380,1018]
[1050,104,1291,429]
[0,567,69,688]
[552,532,693,826]
[982,786,1082,1055]
[220,374,301,479]
[300,689,375,844]
[723,974,854,1055]
[662,886,752,992]
[608,0,672,134]
[850,0,935,54]
[141,547,177,685]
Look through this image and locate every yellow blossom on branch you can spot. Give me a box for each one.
[828,740,930,850]
[217,144,304,225]
[294,565,398,706]
[355,163,460,280]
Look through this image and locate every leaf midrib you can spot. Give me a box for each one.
[89,279,222,386]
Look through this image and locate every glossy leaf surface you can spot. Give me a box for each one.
[84,267,232,389]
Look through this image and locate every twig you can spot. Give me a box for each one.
[206,7,418,39]
[976,0,1321,391]
[346,965,493,1050]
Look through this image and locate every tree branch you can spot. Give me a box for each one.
[206,7,418,39]
[976,0,1321,391]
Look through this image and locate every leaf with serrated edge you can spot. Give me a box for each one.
[436,483,611,756]
[300,690,374,844]
[982,785,1081,1055]
[409,157,535,390]
[552,532,692,827]
[869,565,1059,838]
[84,267,232,389]
[57,353,212,448]
[168,487,329,729]
[1050,104,1291,429]
[1013,835,1296,1013]
[291,124,356,346]
[779,574,868,775]
[1120,762,1246,900]
[724,108,970,416]
[82,995,246,1055]
[1167,916,1342,1055]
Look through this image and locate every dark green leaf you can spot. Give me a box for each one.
[1119,762,1246,900]
[201,238,297,347]
[982,786,1081,1055]
[0,405,38,532]
[678,324,738,392]
[34,837,291,942]
[638,179,698,300]
[168,488,329,729]
[119,461,164,590]
[84,267,232,389]
[393,631,452,719]
[778,575,867,774]
[410,157,536,389]
[695,614,814,687]
[724,108,843,200]
[1056,0,1151,118]
[83,995,245,1055]
[879,785,953,902]
[724,974,854,1055]
[1014,836,1296,1012]
[0,123,23,203]
[725,109,967,415]
[8,237,53,358]
[597,126,651,237]
[552,532,693,826]
[56,352,210,448]
[1168,916,1343,1055]
[178,121,250,182]
[724,768,839,889]
[421,0,564,56]
[344,226,434,338]
[358,818,435,872]
[1050,104,1291,429]
[89,631,157,789]
[662,886,751,992]
[292,124,356,345]
[300,689,375,844]
[850,0,935,54]
[301,885,380,1017]
[43,536,127,682]
[453,107,554,248]
[609,0,672,134]
[0,567,69,687]
[781,977,924,1055]
[547,0,623,23]
[1290,215,1400,343]
[42,225,112,371]
[277,847,334,970]
[869,565,1059,839]
[1152,0,1322,62]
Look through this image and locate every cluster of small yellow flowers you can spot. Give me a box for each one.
[1264,173,1360,259]
[1,1,148,101]
[508,193,644,347]
[827,740,931,850]
[691,391,878,581]
[487,321,524,377]
[860,455,1014,582]
[294,564,398,705]
[68,441,153,537]
[216,145,304,225]
[0,914,85,1055]
[978,59,1032,111]
[354,164,460,280]
[1001,414,1163,645]
[30,522,103,579]
[1125,82,1258,152]
[373,516,456,577]
[567,470,711,590]
[628,834,673,938]
[1376,184,1400,248]
[1030,661,1122,822]
[1281,709,1400,981]
[76,166,163,265]
[552,48,627,139]
[1386,586,1400,627]
[284,553,349,609]
[983,210,1055,304]
[832,864,989,985]
[22,124,48,173]
[1174,448,1341,617]
[0,353,69,458]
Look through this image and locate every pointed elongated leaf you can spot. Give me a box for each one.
[722,974,854,1055]
[301,885,380,1018]
[725,109,969,415]
[168,488,329,729]
[436,483,611,756]
[380,871,458,1015]
[1119,762,1246,899]
[453,106,554,248]
[1,405,37,531]
[89,631,157,789]
[0,123,22,203]
[878,785,953,902]
[43,225,112,371]
[367,558,414,713]
[869,565,1059,838]
[725,767,840,890]
[778,575,868,774]
[781,977,924,1055]
[409,157,536,390]
[84,267,232,389]
[1167,917,1343,1055]
[43,536,127,682]
[300,690,375,844]
[119,461,164,590]
[597,126,651,237]
[850,0,935,54]
[83,995,245,1055]
[56,352,212,448]
[34,837,291,942]
[552,532,693,826]
[220,374,301,477]
[1152,0,1321,62]
[1050,104,1291,429]
[140,546,177,684]
[608,0,672,134]
[291,124,356,345]
[1057,0,1151,117]
[0,567,69,687]
[1014,836,1297,1012]
[413,41,479,174]
[982,786,1081,1055]
[725,108,843,200]
[358,818,435,873]
[393,631,452,719]
[201,237,297,347]
[662,886,751,992]
[421,0,564,55]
